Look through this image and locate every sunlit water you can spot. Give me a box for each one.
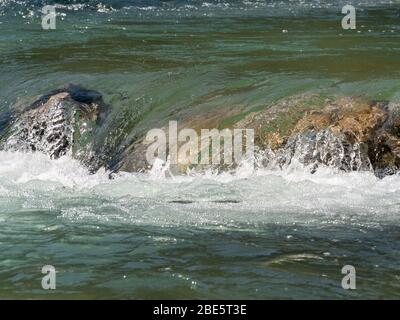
[1,0,400,299]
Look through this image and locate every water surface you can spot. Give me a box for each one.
[0,0,400,299]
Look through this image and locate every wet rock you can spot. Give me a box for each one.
[267,97,400,178]
[276,128,372,173]
[0,84,108,171]
[3,87,399,179]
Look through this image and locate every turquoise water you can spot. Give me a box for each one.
[1,151,400,299]
[1,0,400,299]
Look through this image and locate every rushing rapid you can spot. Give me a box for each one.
[1,150,400,298]
[1,0,400,299]
[1,150,400,227]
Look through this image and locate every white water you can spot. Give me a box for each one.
[1,150,399,228]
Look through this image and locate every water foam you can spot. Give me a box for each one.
[1,151,399,228]
[0,151,110,189]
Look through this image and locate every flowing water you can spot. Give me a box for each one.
[1,0,400,299]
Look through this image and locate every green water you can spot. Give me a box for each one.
[0,0,400,299]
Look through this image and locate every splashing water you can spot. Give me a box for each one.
[1,150,400,225]
[0,150,400,299]
[1,0,400,299]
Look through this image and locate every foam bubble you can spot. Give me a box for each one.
[0,151,399,227]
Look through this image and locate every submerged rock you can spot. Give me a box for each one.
[260,97,400,178]
[0,84,108,171]
[1,86,399,179]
